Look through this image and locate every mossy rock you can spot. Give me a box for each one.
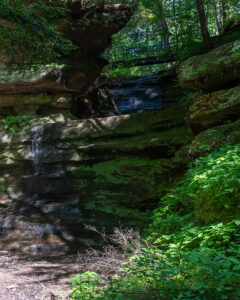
[60,104,187,141]
[178,40,240,91]
[0,93,71,113]
[188,85,240,132]
[177,118,240,162]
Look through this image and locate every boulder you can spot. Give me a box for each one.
[188,85,240,132]
[178,40,240,91]
[176,118,240,161]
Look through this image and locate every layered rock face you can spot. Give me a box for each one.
[1,7,238,256]
[0,1,160,256]
[178,39,240,132]
[178,40,240,92]
[0,1,134,117]
[189,85,240,131]
[174,33,240,196]
[0,105,189,255]
[0,1,191,257]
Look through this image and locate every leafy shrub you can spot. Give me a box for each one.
[70,243,240,300]
[70,219,240,299]
[149,144,240,234]
[70,144,240,300]
[189,144,240,224]
[70,272,103,300]
[107,247,240,300]
[152,220,240,253]
[2,114,32,133]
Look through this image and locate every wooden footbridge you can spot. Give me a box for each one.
[105,41,176,68]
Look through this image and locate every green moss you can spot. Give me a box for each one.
[178,40,240,91]
[182,118,240,160]
[187,85,240,131]
[22,93,53,104]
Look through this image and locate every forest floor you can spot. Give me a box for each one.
[0,251,81,300]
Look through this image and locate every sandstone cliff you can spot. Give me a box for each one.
[0,1,135,117]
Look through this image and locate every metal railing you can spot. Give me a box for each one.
[81,0,136,8]
[104,41,176,64]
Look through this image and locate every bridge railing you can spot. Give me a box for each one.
[104,0,136,3]
[82,0,136,8]
[104,41,176,64]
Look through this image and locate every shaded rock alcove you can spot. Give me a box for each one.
[0,103,189,256]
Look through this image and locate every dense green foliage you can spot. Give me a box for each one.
[105,0,240,78]
[0,0,76,67]
[0,0,136,69]
[2,114,32,133]
[150,144,240,231]
[1,0,239,76]
[0,1,239,298]
[70,144,240,299]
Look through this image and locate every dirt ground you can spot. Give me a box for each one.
[0,251,82,300]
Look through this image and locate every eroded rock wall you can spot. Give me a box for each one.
[0,18,239,256]
[178,38,240,133]
[0,104,189,256]
[0,1,135,117]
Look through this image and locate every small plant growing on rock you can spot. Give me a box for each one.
[198,144,212,152]
[2,114,32,133]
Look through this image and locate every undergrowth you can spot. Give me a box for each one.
[2,114,32,133]
[70,144,240,300]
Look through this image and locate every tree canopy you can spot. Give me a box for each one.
[112,0,240,52]
[104,0,239,77]
[0,0,239,71]
[0,0,77,66]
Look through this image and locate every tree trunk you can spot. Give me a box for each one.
[177,0,185,46]
[195,0,213,51]
[172,0,179,49]
[222,1,227,27]
[158,1,170,42]
[215,0,223,34]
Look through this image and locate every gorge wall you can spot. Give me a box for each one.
[177,38,240,163]
[0,104,189,255]
[0,5,239,256]
[0,1,145,255]
[0,1,190,256]
[0,1,135,117]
